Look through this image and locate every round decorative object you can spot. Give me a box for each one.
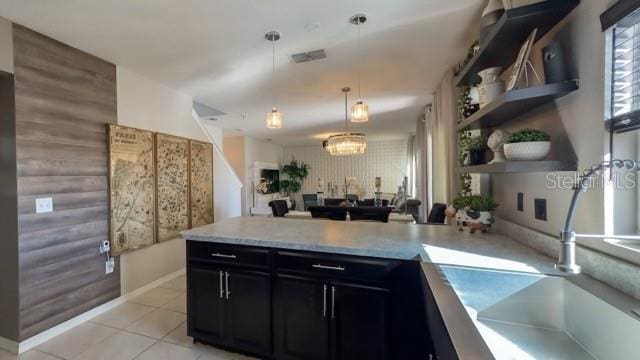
[487,130,509,164]
[478,67,505,108]
[504,141,551,161]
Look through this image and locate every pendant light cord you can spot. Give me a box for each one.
[272,39,276,107]
[345,90,348,131]
[357,22,361,99]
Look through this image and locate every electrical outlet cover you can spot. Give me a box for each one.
[534,198,547,221]
[517,192,524,212]
[35,197,53,214]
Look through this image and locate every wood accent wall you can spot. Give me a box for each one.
[12,24,120,339]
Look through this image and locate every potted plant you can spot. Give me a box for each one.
[452,194,498,233]
[461,136,489,165]
[504,129,551,161]
[279,157,310,209]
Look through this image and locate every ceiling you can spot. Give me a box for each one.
[0,0,483,146]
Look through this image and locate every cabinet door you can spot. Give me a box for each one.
[330,282,391,360]
[274,275,330,360]
[226,269,272,356]
[188,266,226,342]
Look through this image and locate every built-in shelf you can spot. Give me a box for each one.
[454,0,580,87]
[458,160,577,174]
[457,81,579,131]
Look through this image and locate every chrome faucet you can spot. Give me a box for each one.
[557,159,640,274]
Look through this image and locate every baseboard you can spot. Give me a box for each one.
[0,336,18,355]
[1,268,186,355]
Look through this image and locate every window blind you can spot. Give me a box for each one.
[606,5,640,133]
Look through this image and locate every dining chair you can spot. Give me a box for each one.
[347,206,393,223]
[308,205,348,221]
[323,198,346,206]
[302,194,318,211]
[268,200,290,217]
[356,199,375,207]
[426,203,447,224]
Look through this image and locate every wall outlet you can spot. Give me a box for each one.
[517,192,524,212]
[105,257,115,274]
[534,198,547,221]
[35,197,53,214]
[99,240,110,254]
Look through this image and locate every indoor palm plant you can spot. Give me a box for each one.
[452,194,498,233]
[504,129,551,161]
[279,157,310,208]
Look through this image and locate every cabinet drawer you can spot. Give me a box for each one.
[275,250,400,283]
[188,241,270,269]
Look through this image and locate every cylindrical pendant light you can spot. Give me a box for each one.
[349,14,369,123]
[265,31,283,129]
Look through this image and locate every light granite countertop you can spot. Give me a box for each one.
[181,216,559,275]
[181,216,564,359]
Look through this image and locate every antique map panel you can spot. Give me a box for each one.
[190,140,214,228]
[156,133,190,242]
[108,125,155,255]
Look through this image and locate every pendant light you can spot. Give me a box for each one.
[349,14,369,123]
[326,87,367,156]
[265,31,283,129]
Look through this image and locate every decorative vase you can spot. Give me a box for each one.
[504,141,551,161]
[456,210,494,233]
[543,41,570,83]
[480,0,506,46]
[487,129,509,163]
[478,67,505,108]
[469,149,486,165]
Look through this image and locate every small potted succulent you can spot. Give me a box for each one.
[503,129,551,161]
[461,136,489,165]
[452,195,498,233]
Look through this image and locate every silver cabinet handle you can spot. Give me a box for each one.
[211,253,236,259]
[225,272,230,299]
[322,284,327,318]
[219,271,224,299]
[331,286,336,319]
[312,264,345,271]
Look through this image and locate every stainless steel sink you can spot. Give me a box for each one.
[439,265,640,360]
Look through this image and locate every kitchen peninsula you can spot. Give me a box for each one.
[181,216,578,359]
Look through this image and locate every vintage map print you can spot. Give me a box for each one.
[156,133,190,242]
[189,140,214,228]
[108,125,155,255]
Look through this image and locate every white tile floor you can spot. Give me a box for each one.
[0,275,258,360]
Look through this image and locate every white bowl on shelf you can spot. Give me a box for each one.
[504,141,551,161]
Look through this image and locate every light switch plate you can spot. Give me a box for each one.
[35,197,53,214]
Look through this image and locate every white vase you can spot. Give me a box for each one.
[504,141,551,161]
[478,67,505,108]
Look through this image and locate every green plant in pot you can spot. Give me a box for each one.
[279,157,310,209]
[452,194,498,233]
[504,129,551,161]
[461,136,489,166]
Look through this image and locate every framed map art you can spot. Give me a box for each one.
[107,125,156,255]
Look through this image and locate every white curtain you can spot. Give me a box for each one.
[429,69,457,206]
[415,107,430,223]
[406,134,416,198]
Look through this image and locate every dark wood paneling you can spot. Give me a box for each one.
[13,24,119,340]
[0,71,20,341]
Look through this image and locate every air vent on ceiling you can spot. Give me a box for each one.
[291,49,326,63]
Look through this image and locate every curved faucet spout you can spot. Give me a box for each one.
[557,159,640,274]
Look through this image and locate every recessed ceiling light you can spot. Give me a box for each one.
[305,22,321,32]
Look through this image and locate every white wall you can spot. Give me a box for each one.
[116,67,208,293]
[490,0,614,251]
[283,139,409,207]
[244,137,284,214]
[0,17,13,73]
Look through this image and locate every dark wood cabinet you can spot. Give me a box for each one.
[330,282,390,360]
[188,261,272,358]
[187,241,428,360]
[226,269,272,355]
[274,275,331,360]
[189,266,226,342]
